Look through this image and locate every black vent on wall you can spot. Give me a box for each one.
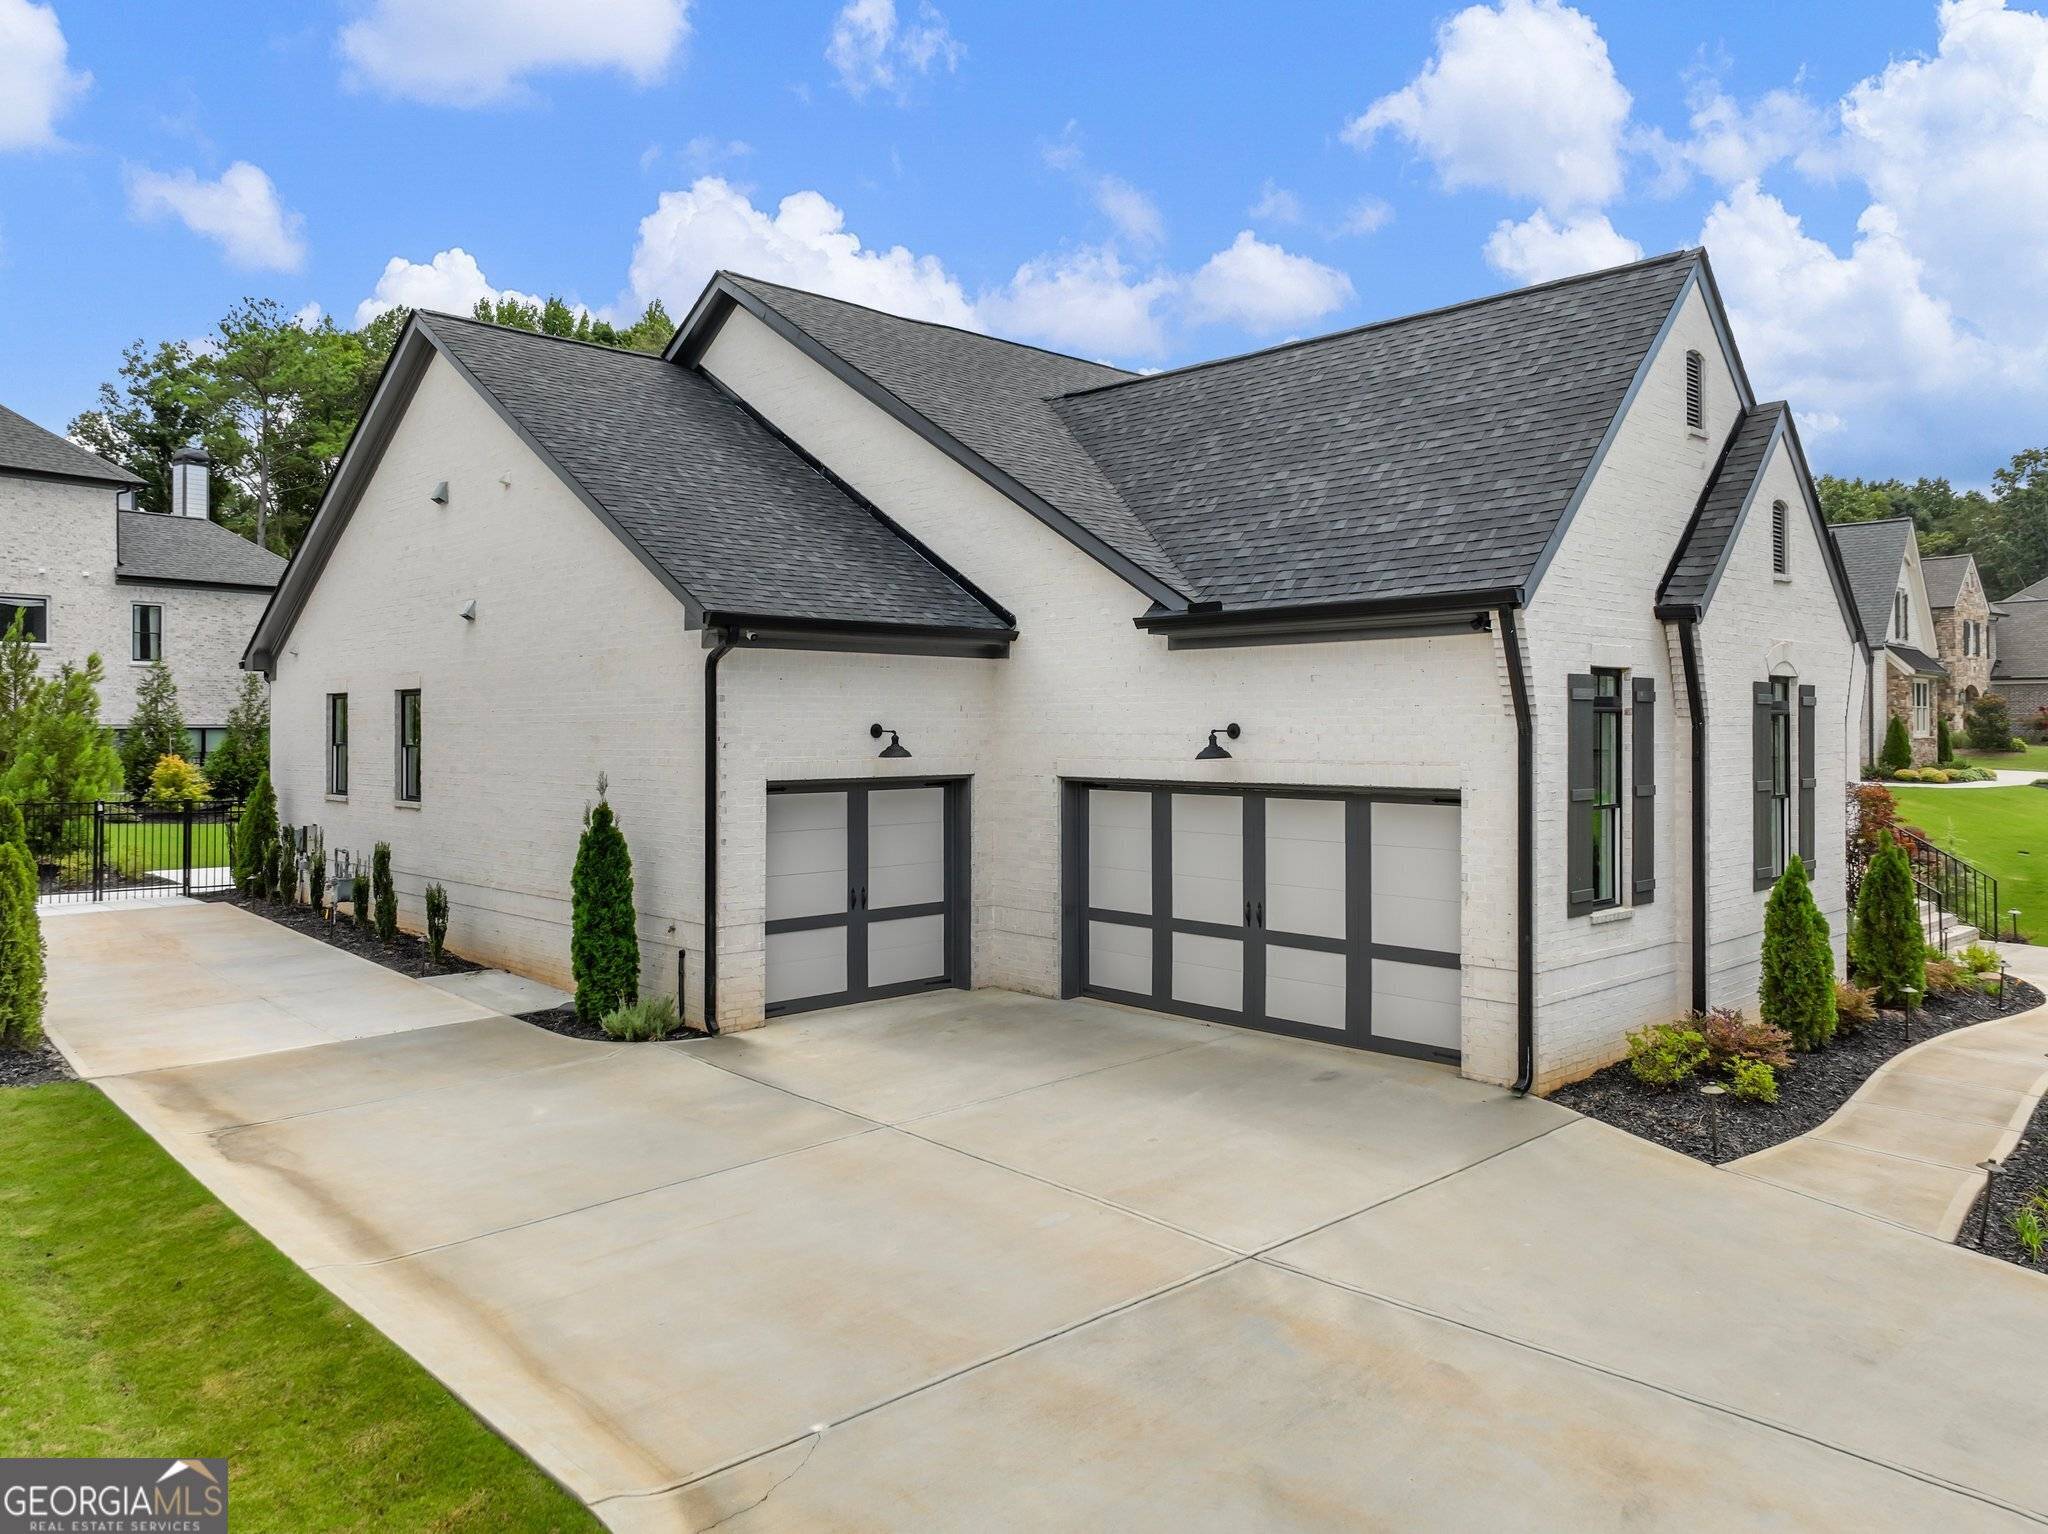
[1771,500,1788,576]
[1684,350,1705,431]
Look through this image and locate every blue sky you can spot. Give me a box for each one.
[2,0,2043,486]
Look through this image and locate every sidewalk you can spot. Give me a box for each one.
[1731,944,2048,1236]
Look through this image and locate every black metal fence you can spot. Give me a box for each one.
[1847,786,2003,944]
[23,800,242,904]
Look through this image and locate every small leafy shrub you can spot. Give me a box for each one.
[1958,942,1999,976]
[1626,1022,1709,1090]
[1727,1057,1779,1105]
[572,780,639,1025]
[1849,782,1898,852]
[1761,856,1835,1051]
[1833,980,1877,1030]
[1964,693,2013,752]
[424,883,449,963]
[372,841,397,942]
[1892,767,1930,782]
[599,993,679,1042]
[1851,831,1925,1006]
[1880,714,1914,775]
[1921,953,1970,995]
[1696,1007,1792,1072]
[143,754,210,804]
[1936,715,1954,765]
[352,871,371,931]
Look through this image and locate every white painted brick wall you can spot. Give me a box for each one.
[0,472,267,731]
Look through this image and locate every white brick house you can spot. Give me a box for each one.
[0,406,283,758]
[246,250,1865,1090]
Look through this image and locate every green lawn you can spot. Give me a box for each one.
[101,818,234,869]
[0,1083,595,1532]
[1890,785,2048,942]
[1958,744,2048,772]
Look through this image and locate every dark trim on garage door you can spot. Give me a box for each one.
[1060,778,1463,1064]
[764,776,971,1017]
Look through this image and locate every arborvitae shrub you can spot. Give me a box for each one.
[1761,855,1837,1050]
[233,770,278,893]
[571,789,639,1024]
[1880,715,1913,775]
[424,883,449,963]
[372,842,397,942]
[1850,831,1926,1006]
[0,796,44,1051]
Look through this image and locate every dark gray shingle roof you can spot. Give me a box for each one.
[0,403,140,485]
[423,314,1007,631]
[117,512,285,588]
[1994,598,2048,679]
[1048,251,1698,611]
[1658,403,1783,612]
[2003,574,2048,603]
[1918,554,1975,608]
[1890,644,1946,676]
[1828,517,1914,647]
[723,276,1188,593]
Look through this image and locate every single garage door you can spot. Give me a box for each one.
[764,779,969,1015]
[1067,783,1461,1062]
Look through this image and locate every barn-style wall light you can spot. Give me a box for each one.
[871,723,911,759]
[1196,723,1241,761]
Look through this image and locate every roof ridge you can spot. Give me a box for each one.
[1829,514,1917,530]
[720,272,1139,380]
[1054,247,1702,401]
[417,309,672,362]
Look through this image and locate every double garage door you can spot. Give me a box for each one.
[764,780,968,1015]
[1073,784,1463,1062]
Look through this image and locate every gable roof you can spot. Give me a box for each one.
[1828,517,1915,645]
[1657,403,1783,614]
[117,512,284,589]
[1993,597,2048,680]
[683,250,1713,618]
[2003,574,2048,603]
[0,403,140,486]
[1918,554,1977,608]
[246,314,1012,674]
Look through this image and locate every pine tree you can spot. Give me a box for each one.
[208,673,270,802]
[372,841,397,941]
[2,655,123,857]
[1761,855,1836,1050]
[119,658,186,799]
[1850,831,1926,1006]
[1880,714,1913,775]
[232,769,278,893]
[571,785,639,1023]
[0,795,45,1051]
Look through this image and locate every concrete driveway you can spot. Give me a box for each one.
[44,903,2048,1531]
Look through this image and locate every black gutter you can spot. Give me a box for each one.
[1496,605,1536,1096]
[701,630,734,1035]
[1136,585,1522,634]
[1676,617,1709,1015]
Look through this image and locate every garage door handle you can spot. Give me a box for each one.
[1255,900,1264,928]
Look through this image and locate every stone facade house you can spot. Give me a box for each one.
[0,405,283,764]
[1920,554,1996,728]
[245,248,1865,1091]
[1993,577,2048,737]
[1830,518,1950,765]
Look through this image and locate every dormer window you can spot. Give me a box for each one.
[1770,501,1789,576]
[1684,350,1705,431]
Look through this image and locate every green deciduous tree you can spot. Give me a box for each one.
[571,784,638,1023]
[1850,831,1926,1006]
[1964,693,2014,752]
[208,672,270,802]
[119,659,186,800]
[1761,856,1836,1051]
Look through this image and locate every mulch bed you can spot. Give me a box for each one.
[1957,1091,2048,1273]
[514,1003,707,1044]
[198,891,482,981]
[1550,977,2045,1165]
[0,1039,75,1089]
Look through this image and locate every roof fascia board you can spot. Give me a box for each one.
[1135,586,1519,639]
[118,573,276,593]
[0,463,136,491]
[679,274,1192,613]
[1161,613,1495,650]
[243,323,435,674]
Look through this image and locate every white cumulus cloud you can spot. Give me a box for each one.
[353,246,546,326]
[1483,210,1642,284]
[979,246,1176,357]
[1183,231,1355,332]
[127,161,306,272]
[826,0,962,100]
[1091,174,1164,249]
[0,0,88,149]
[1248,181,1304,225]
[627,176,978,327]
[339,0,689,106]
[1345,0,1631,213]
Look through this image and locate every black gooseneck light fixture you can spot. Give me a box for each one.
[870,723,912,759]
[1196,723,1241,761]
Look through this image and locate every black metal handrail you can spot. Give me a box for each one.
[1845,786,2003,943]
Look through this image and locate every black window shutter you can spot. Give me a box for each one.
[1752,682,1775,891]
[1567,674,1597,915]
[1798,685,1818,872]
[1631,677,1656,903]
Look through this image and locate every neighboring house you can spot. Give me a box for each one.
[1830,517,1949,764]
[1992,584,2048,735]
[1920,553,1997,727]
[0,405,284,766]
[245,248,1864,1091]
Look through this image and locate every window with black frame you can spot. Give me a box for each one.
[0,596,48,645]
[327,693,348,795]
[131,603,162,662]
[1770,677,1793,874]
[1590,669,1624,907]
[395,690,420,802]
